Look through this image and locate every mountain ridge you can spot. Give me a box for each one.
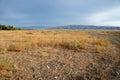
[15,25,120,30]
[48,25,120,30]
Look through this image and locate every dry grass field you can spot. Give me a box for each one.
[0,30,114,53]
[0,30,120,80]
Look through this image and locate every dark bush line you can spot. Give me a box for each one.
[0,24,21,30]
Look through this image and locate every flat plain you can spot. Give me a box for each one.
[0,30,120,80]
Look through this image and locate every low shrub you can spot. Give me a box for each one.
[61,40,85,50]
[95,45,106,53]
[7,43,29,52]
[0,58,16,75]
[94,38,110,46]
[0,48,7,54]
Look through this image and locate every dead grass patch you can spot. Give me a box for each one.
[0,30,114,53]
[94,38,111,46]
[95,45,106,53]
[0,48,7,54]
[7,43,29,52]
[0,58,16,75]
[60,40,86,50]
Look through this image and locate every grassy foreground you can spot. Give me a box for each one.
[0,30,114,53]
[0,30,120,80]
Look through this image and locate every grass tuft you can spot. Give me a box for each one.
[0,58,16,75]
[7,43,29,52]
[61,40,85,50]
[95,38,110,46]
[95,45,106,53]
[0,48,7,54]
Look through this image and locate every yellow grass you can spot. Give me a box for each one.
[0,30,113,53]
[0,58,16,75]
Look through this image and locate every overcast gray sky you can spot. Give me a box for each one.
[0,0,120,27]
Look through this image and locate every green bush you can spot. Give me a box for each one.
[0,24,21,30]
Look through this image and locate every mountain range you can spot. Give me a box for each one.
[16,25,120,30]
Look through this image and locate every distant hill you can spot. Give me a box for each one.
[48,25,120,30]
[15,25,120,30]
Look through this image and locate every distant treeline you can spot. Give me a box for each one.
[0,24,21,30]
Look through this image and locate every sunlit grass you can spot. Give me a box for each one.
[0,58,16,75]
[0,30,114,53]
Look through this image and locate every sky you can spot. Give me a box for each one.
[0,0,120,27]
